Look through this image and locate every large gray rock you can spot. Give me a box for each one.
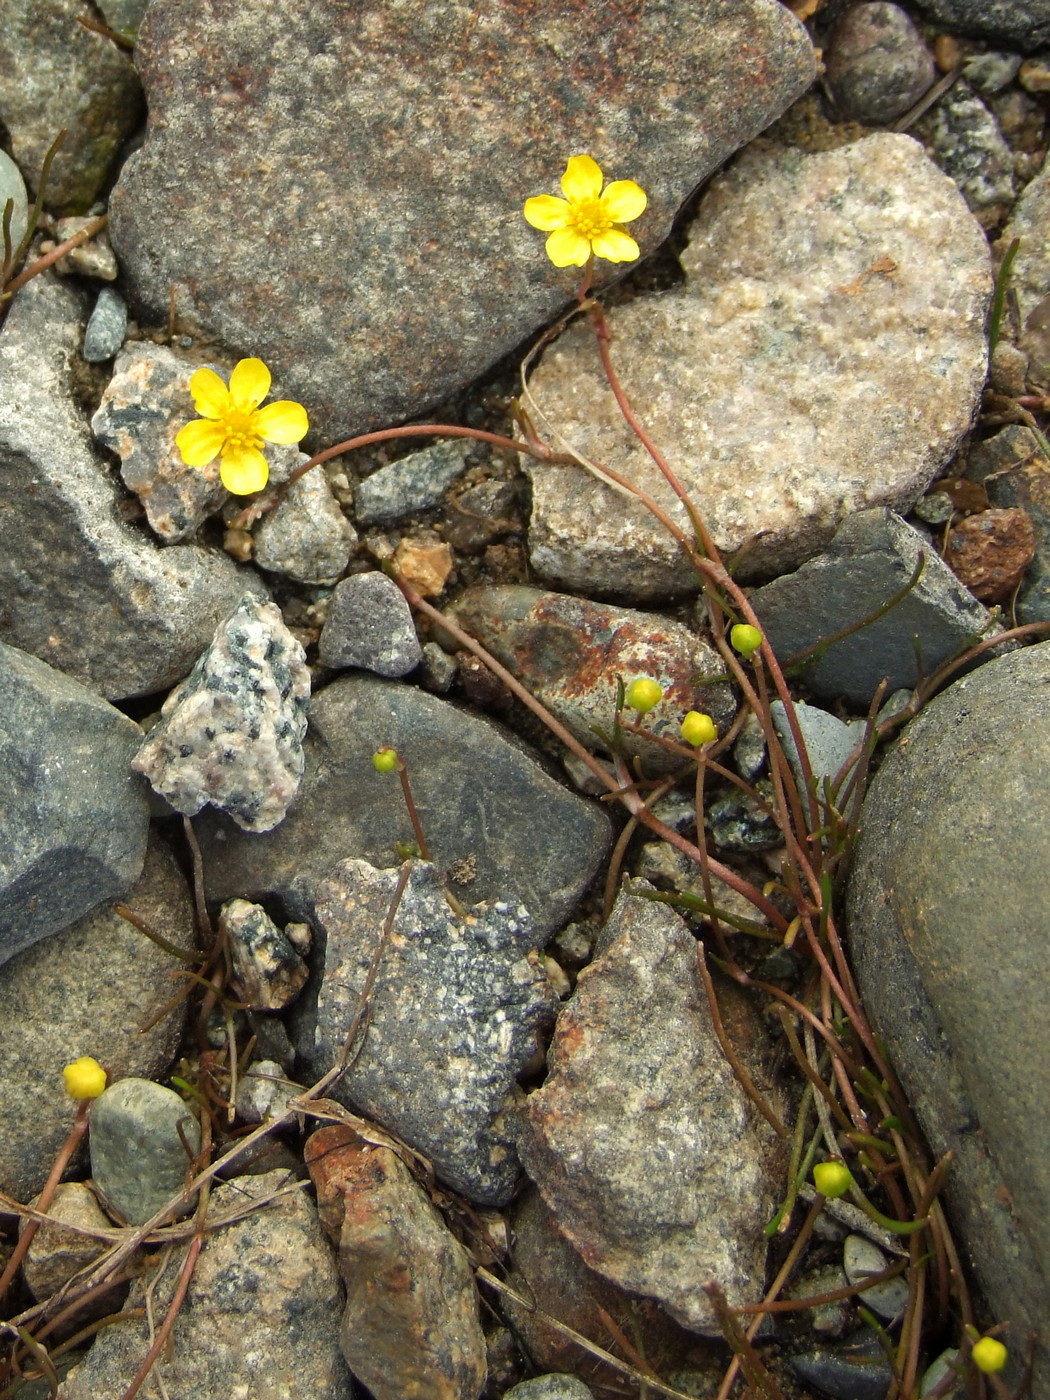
[110,0,814,444]
[0,641,148,963]
[525,134,990,600]
[0,274,267,700]
[847,642,1050,1397]
[197,673,612,942]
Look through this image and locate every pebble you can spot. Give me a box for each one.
[318,570,423,676]
[419,639,459,692]
[393,535,454,596]
[354,439,472,526]
[234,1059,303,1125]
[770,700,867,793]
[0,640,148,964]
[0,149,29,251]
[1019,54,1050,93]
[526,135,990,599]
[89,1076,201,1225]
[1001,151,1050,337]
[196,672,612,943]
[504,1378,596,1400]
[918,79,1016,221]
[0,275,267,699]
[81,286,127,362]
[53,217,119,280]
[748,508,992,708]
[109,0,814,444]
[253,460,357,585]
[21,1181,113,1303]
[787,1265,852,1337]
[448,584,735,772]
[133,595,310,833]
[943,505,1035,600]
[909,0,1050,51]
[961,51,1024,94]
[969,427,1050,620]
[848,641,1050,1396]
[988,337,1029,396]
[312,857,558,1204]
[843,1233,910,1320]
[218,898,309,1010]
[56,1170,353,1399]
[518,888,782,1335]
[307,1124,487,1400]
[823,4,935,124]
[789,1328,896,1400]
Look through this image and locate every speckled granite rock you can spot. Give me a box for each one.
[0,0,143,214]
[318,571,422,676]
[253,462,357,585]
[133,595,310,832]
[22,1182,114,1303]
[55,1170,354,1400]
[311,858,558,1205]
[0,641,148,963]
[525,134,990,599]
[307,1124,487,1400]
[1002,151,1050,334]
[917,79,1015,219]
[0,275,267,699]
[518,889,783,1335]
[219,898,308,1010]
[354,440,472,526]
[89,1076,202,1225]
[909,0,1050,51]
[110,0,814,444]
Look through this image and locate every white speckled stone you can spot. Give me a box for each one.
[525,134,991,601]
[253,459,357,585]
[133,595,310,832]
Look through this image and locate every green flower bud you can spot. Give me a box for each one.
[681,711,717,747]
[813,1160,854,1199]
[372,747,400,773]
[625,678,664,714]
[730,623,763,660]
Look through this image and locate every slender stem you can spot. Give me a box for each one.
[396,760,432,862]
[2,215,107,299]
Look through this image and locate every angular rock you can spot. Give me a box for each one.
[110,0,814,444]
[0,839,195,1204]
[311,858,558,1204]
[54,216,119,280]
[970,427,1050,621]
[354,440,472,526]
[0,0,143,214]
[909,0,1050,50]
[824,4,935,124]
[943,506,1035,602]
[748,509,992,708]
[847,641,1050,1397]
[81,286,127,362]
[526,134,990,600]
[0,641,149,963]
[0,274,267,698]
[234,1059,303,1125]
[307,1124,487,1400]
[133,595,310,833]
[219,898,309,1010]
[448,584,735,772]
[56,1170,353,1399]
[842,1234,909,1322]
[253,462,357,585]
[770,700,867,793]
[318,571,423,676]
[196,672,612,942]
[89,1076,202,1224]
[917,79,1015,218]
[518,889,783,1334]
[22,1182,114,1303]
[789,1330,896,1400]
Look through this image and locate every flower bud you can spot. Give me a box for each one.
[372,747,400,773]
[625,678,663,714]
[63,1057,107,1100]
[971,1337,1007,1374]
[681,711,717,747]
[730,623,763,660]
[813,1160,853,1199]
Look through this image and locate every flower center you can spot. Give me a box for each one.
[568,196,613,241]
[220,407,263,452]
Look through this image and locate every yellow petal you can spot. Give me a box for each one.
[176,418,227,467]
[591,227,641,263]
[188,367,231,419]
[220,445,269,495]
[561,154,604,204]
[229,357,271,411]
[254,400,309,444]
[545,227,593,267]
[523,195,571,231]
[601,179,647,224]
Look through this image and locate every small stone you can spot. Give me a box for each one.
[787,1265,852,1336]
[54,218,119,280]
[0,149,29,251]
[445,477,523,553]
[944,506,1035,601]
[234,1059,303,1124]
[962,51,1023,94]
[789,1329,896,1400]
[970,428,1050,622]
[22,1182,113,1302]
[81,287,127,362]
[824,4,936,124]
[843,1233,910,1320]
[770,700,867,792]
[634,841,769,930]
[503,1378,596,1400]
[419,640,458,693]
[219,898,309,1010]
[253,461,357,585]
[1002,157,1050,346]
[393,537,453,596]
[988,340,1029,397]
[285,920,312,954]
[89,1077,201,1225]
[318,571,423,676]
[706,781,782,853]
[910,0,1050,51]
[918,79,1015,217]
[912,489,956,525]
[133,595,310,833]
[1020,54,1050,92]
[354,439,472,525]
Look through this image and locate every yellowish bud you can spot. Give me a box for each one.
[625,678,663,714]
[681,711,717,747]
[813,1160,853,1199]
[730,623,763,660]
[63,1057,107,1100]
[971,1337,1007,1374]
[372,747,400,773]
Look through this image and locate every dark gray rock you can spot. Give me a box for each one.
[81,286,127,362]
[789,1329,896,1400]
[318,571,423,676]
[354,440,472,527]
[847,641,1050,1397]
[518,889,783,1335]
[109,0,814,445]
[0,838,194,1204]
[89,1076,202,1224]
[749,509,992,708]
[0,640,148,963]
[0,274,267,699]
[910,0,1050,51]
[917,79,1015,217]
[311,858,558,1204]
[824,4,935,124]
[196,672,612,942]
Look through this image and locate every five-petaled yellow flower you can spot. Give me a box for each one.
[176,357,309,495]
[524,154,647,268]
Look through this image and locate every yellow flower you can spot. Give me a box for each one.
[63,1056,107,1100]
[175,357,309,495]
[524,154,647,268]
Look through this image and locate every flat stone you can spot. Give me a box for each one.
[525,135,990,600]
[219,899,309,1010]
[748,509,992,708]
[81,286,127,362]
[110,0,814,444]
[824,4,935,124]
[354,440,472,527]
[307,1124,487,1400]
[89,1076,202,1224]
[311,858,558,1204]
[133,595,310,833]
[318,571,422,676]
[0,838,194,1203]
[909,0,1050,50]
[846,641,1050,1397]
[0,640,149,963]
[253,462,357,585]
[518,889,783,1335]
[56,1170,354,1400]
[196,672,612,942]
[0,274,267,699]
